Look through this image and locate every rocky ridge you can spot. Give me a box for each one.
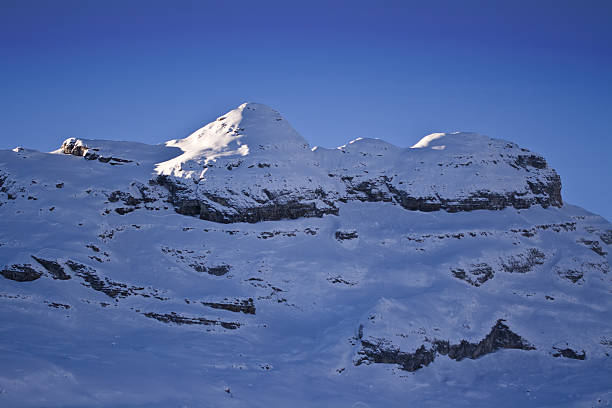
[57,103,562,224]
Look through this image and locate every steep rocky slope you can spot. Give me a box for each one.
[0,103,610,407]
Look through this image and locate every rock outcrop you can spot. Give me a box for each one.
[143,312,240,330]
[152,175,339,224]
[31,256,71,280]
[1,264,42,282]
[357,319,534,372]
[552,346,586,360]
[60,138,133,164]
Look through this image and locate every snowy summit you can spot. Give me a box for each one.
[158,103,311,179]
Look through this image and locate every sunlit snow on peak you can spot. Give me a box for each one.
[155,102,309,178]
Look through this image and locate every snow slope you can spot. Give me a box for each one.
[0,103,610,407]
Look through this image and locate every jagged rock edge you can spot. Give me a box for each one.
[356,319,535,372]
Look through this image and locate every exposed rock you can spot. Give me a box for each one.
[578,239,607,257]
[351,175,562,213]
[327,276,357,286]
[66,261,129,298]
[65,260,167,300]
[160,246,228,276]
[153,175,338,224]
[357,319,534,372]
[31,256,71,280]
[0,264,42,282]
[509,221,576,237]
[258,229,299,239]
[105,185,161,215]
[358,341,436,372]
[434,320,535,361]
[115,207,137,215]
[556,268,584,284]
[515,154,548,169]
[60,138,133,164]
[190,264,231,276]
[143,312,240,329]
[600,337,612,347]
[601,230,612,245]
[61,138,89,157]
[552,346,586,360]
[47,302,71,309]
[153,157,562,224]
[0,172,17,201]
[501,248,546,273]
[335,230,358,241]
[108,188,155,206]
[451,263,494,286]
[201,298,256,314]
[208,264,232,276]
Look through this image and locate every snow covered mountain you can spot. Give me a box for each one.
[0,103,610,407]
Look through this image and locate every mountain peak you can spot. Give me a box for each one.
[157,103,309,178]
[236,102,278,113]
[45,103,562,219]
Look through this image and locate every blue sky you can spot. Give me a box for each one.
[1,0,611,220]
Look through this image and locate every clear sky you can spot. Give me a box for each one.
[1,0,611,220]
